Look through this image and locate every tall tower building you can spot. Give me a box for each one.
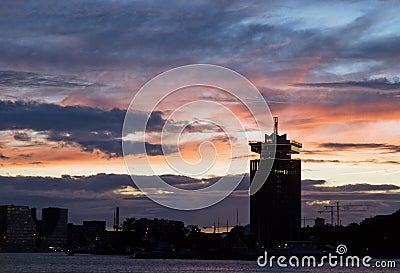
[0,205,36,252]
[42,207,68,249]
[249,117,302,248]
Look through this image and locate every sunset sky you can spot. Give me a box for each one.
[0,0,399,228]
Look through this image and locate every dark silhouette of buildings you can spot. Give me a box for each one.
[314,217,325,227]
[0,205,36,252]
[83,221,106,244]
[67,223,84,249]
[41,207,68,250]
[301,209,400,258]
[66,220,106,252]
[1,202,399,258]
[113,207,120,231]
[249,117,302,248]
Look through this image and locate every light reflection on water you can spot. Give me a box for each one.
[0,253,398,273]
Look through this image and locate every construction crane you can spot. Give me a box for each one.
[318,201,368,226]
[318,206,335,226]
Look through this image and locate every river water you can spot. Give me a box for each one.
[0,253,398,273]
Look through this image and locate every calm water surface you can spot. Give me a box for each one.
[0,253,398,273]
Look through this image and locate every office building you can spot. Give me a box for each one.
[83,220,106,244]
[249,117,302,248]
[42,207,68,249]
[314,217,325,227]
[0,205,36,251]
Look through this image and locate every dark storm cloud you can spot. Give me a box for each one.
[0,153,10,160]
[302,158,400,165]
[319,143,400,153]
[349,36,400,61]
[295,78,400,90]
[307,182,399,193]
[0,174,134,196]
[0,100,169,156]
[301,179,400,220]
[0,1,259,70]
[0,173,398,226]
[302,159,341,164]
[146,111,166,133]
[29,161,43,165]
[18,154,32,158]
[185,121,224,133]
[8,174,397,203]
[301,179,400,224]
[301,179,326,191]
[0,0,398,109]
[0,0,393,75]
[0,173,250,226]
[159,174,249,191]
[0,70,95,88]
[302,179,400,193]
[303,192,400,203]
[13,132,31,142]
[0,100,125,132]
[332,184,399,192]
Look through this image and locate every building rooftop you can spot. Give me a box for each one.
[249,117,302,158]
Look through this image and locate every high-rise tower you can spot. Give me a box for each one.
[42,207,68,248]
[249,117,302,248]
[0,205,36,251]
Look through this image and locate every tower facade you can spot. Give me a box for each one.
[42,207,68,249]
[0,205,36,251]
[249,117,302,248]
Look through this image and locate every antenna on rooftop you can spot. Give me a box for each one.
[113,207,120,231]
[274,117,278,135]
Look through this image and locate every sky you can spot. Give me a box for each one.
[0,0,399,228]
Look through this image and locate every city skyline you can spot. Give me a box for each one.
[0,0,400,227]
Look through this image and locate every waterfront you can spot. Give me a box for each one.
[0,253,398,273]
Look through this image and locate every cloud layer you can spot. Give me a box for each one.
[0,174,398,226]
[0,100,172,157]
